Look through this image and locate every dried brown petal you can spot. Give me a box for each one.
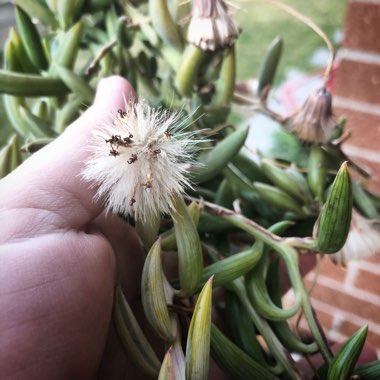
[285,87,336,143]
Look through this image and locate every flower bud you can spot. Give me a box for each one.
[158,342,186,380]
[308,145,327,201]
[285,87,336,143]
[187,0,240,51]
[314,162,353,253]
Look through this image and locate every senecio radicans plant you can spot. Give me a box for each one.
[1,0,380,379]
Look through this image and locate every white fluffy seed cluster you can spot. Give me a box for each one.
[83,100,196,221]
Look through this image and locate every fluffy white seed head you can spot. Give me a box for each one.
[82,100,197,222]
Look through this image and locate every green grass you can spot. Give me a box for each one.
[235,0,346,83]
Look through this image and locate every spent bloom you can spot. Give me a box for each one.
[187,0,240,51]
[82,100,196,222]
[331,208,380,265]
[285,87,336,144]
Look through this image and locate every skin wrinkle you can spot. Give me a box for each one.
[3,319,97,379]
[3,348,46,379]
[0,208,66,243]
[0,269,63,299]
[0,229,114,304]
[0,230,115,379]
[0,165,99,231]
[58,177,101,228]
[0,236,86,313]
[3,310,56,340]
[0,178,86,241]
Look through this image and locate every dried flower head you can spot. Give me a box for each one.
[285,87,336,143]
[187,0,240,51]
[83,100,197,222]
[330,208,380,265]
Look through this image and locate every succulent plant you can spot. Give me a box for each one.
[1,0,379,379]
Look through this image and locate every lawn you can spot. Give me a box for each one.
[235,0,347,83]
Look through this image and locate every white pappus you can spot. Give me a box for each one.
[82,100,198,222]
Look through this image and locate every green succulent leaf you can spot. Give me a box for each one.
[15,5,48,71]
[0,69,68,97]
[327,325,368,380]
[172,196,203,297]
[210,323,279,380]
[185,277,213,380]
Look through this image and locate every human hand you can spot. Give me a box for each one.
[0,77,151,380]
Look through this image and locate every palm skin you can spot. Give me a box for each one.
[0,77,150,379]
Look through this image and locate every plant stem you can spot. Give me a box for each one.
[85,39,117,76]
[228,279,302,380]
[196,199,333,363]
[278,245,332,364]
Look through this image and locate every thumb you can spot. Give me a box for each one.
[0,76,136,238]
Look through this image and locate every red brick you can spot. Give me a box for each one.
[339,319,380,350]
[293,317,334,344]
[289,305,335,334]
[304,282,380,323]
[313,307,335,331]
[295,310,380,351]
[365,255,380,265]
[354,269,380,295]
[316,257,348,284]
[334,59,380,105]
[334,107,380,152]
[328,106,380,192]
[340,154,380,193]
[344,2,380,54]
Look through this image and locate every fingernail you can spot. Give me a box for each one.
[94,76,136,106]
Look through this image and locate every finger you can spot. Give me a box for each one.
[0,76,136,239]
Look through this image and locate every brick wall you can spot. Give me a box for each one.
[297,0,380,356]
[334,0,380,193]
[303,258,380,354]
